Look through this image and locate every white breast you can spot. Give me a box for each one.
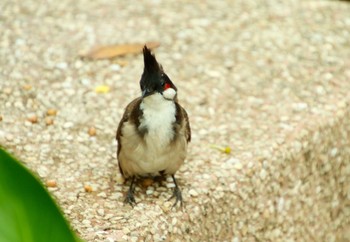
[139,92,176,146]
[118,92,188,177]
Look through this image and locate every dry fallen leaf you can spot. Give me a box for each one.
[82,42,160,60]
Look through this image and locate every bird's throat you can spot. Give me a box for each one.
[138,93,176,145]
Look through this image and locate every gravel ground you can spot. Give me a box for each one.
[1,0,350,241]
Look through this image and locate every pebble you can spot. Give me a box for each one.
[82,219,91,226]
[259,169,267,180]
[27,115,38,123]
[188,189,198,197]
[47,109,58,116]
[88,127,97,136]
[63,122,74,129]
[146,189,154,195]
[45,117,54,125]
[46,180,57,187]
[84,185,93,193]
[97,192,107,198]
[110,64,121,71]
[5,133,14,141]
[97,209,105,216]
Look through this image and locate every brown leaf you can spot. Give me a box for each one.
[82,42,160,60]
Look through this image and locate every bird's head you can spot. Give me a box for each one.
[140,46,177,100]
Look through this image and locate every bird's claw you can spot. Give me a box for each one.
[124,189,136,207]
[168,186,183,208]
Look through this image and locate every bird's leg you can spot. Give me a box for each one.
[168,174,183,207]
[124,176,136,206]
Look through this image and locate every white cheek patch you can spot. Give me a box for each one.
[163,88,176,100]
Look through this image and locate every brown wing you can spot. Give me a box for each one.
[116,97,142,176]
[175,102,191,143]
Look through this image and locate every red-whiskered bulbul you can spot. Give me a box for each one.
[116,46,191,207]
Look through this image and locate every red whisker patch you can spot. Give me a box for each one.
[164,83,171,90]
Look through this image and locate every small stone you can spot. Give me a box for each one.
[84,185,93,193]
[166,183,175,188]
[189,189,198,197]
[259,169,267,180]
[88,127,97,136]
[293,102,308,112]
[122,227,130,235]
[5,133,14,141]
[82,219,90,226]
[63,122,73,129]
[24,144,33,152]
[22,84,32,90]
[146,189,154,195]
[172,218,177,226]
[232,237,240,242]
[110,64,121,71]
[27,115,38,124]
[46,180,57,187]
[130,237,138,242]
[330,148,338,157]
[116,60,129,67]
[45,117,54,125]
[234,162,243,170]
[47,109,57,116]
[115,176,125,184]
[97,209,105,216]
[263,209,270,219]
[3,88,12,94]
[56,62,68,69]
[160,201,173,212]
[97,192,107,198]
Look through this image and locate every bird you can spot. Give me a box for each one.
[116,46,191,207]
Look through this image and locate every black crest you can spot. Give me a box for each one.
[143,46,162,74]
[140,46,163,94]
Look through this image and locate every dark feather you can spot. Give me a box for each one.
[116,97,143,177]
[174,102,191,143]
[143,46,161,74]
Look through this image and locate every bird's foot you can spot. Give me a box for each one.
[124,176,136,207]
[168,175,183,207]
[124,189,136,207]
[168,186,183,207]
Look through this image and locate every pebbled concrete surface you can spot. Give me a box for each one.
[1,0,350,241]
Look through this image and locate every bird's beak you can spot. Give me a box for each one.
[142,88,155,98]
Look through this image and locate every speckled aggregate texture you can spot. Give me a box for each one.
[1,0,350,241]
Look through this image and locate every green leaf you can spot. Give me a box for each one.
[0,148,81,242]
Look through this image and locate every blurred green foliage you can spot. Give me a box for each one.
[0,148,81,242]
